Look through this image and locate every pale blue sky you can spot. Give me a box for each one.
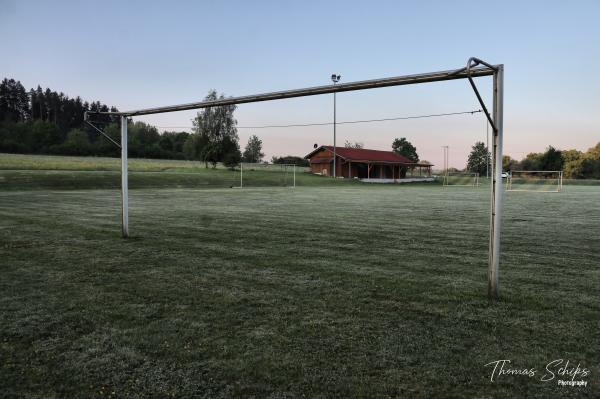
[2,0,599,167]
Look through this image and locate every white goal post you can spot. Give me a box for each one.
[85,57,505,300]
[443,172,480,187]
[507,170,563,192]
[238,163,296,188]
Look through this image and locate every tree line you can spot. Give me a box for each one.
[466,141,600,179]
[0,78,122,156]
[0,78,270,166]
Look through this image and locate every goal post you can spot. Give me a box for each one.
[86,57,505,300]
[238,163,296,188]
[443,172,480,187]
[506,170,563,192]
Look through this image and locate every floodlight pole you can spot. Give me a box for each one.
[331,74,341,178]
[333,91,336,177]
[488,66,504,300]
[120,116,129,238]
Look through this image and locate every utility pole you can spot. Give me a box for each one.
[331,74,341,177]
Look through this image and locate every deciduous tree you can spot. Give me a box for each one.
[392,137,419,162]
[467,141,491,175]
[243,135,264,163]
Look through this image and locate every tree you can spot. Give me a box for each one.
[466,141,491,175]
[222,135,242,169]
[60,129,92,155]
[191,90,239,167]
[538,146,563,171]
[503,155,518,172]
[520,152,542,171]
[183,132,209,161]
[201,141,221,168]
[392,137,419,162]
[272,155,309,167]
[581,142,600,179]
[562,149,583,178]
[344,140,363,149]
[128,121,161,158]
[0,79,30,122]
[243,134,264,163]
[31,120,63,152]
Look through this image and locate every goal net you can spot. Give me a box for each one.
[506,171,563,192]
[236,163,296,188]
[442,172,480,187]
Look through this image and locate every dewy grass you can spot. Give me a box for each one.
[0,156,598,397]
[0,153,219,172]
[0,154,356,191]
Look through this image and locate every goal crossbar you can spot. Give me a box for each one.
[85,57,504,300]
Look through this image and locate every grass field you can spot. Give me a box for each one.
[1,154,599,398]
[0,153,342,191]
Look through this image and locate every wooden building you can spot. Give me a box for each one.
[305,145,432,179]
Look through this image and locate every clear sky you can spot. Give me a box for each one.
[2,0,599,168]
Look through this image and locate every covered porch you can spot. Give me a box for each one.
[341,160,432,179]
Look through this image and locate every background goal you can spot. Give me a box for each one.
[442,172,480,187]
[507,171,563,192]
[237,163,296,188]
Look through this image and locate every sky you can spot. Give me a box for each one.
[1,0,599,168]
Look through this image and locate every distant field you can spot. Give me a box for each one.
[0,153,226,172]
[0,154,598,397]
[0,153,348,190]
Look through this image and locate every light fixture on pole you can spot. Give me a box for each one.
[331,73,341,177]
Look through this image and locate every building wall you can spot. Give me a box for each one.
[308,151,423,179]
[310,162,331,176]
[310,159,402,179]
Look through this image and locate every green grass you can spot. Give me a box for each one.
[0,154,356,191]
[0,153,225,172]
[0,155,599,398]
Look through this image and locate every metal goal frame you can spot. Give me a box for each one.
[443,172,480,187]
[86,57,504,299]
[238,163,296,188]
[507,170,563,192]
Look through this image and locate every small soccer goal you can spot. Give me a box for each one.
[236,163,296,188]
[506,170,563,192]
[442,172,480,187]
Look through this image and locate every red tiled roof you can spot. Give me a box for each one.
[305,145,431,165]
